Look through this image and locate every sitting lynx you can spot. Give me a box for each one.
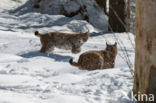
[69,42,117,70]
[35,31,89,53]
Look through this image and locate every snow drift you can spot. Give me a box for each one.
[11,0,108,31]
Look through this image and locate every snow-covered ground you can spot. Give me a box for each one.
[0,0,135,103]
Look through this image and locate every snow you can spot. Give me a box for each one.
[0,0,27,12]
[11,0,108,31]
[0,0,135,103]
[0,12,97,33]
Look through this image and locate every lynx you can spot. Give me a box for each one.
[35,31,89,53]
[69,42,117,70]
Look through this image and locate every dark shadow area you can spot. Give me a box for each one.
[0,28,16,32]
[19,51,73,62]
[89,31,112,37]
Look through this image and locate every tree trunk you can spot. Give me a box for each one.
[95,0,107,15]
[108,0,130,32]
[133,0,156,102]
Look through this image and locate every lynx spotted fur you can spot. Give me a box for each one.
[35,31,89,53]
[69,42,117,70]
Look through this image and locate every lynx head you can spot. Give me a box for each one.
[80,31,89,42]
[106,42,117,54]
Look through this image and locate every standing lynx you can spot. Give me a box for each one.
[35,31,89,54]
[69,42,117,70]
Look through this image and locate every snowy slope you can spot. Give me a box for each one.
[0,12,97,33]
[0,31,135,103]
[0,0,135,103]
[10,0,108,31]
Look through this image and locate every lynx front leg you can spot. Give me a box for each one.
[40,46,47,53]
[40,45,54,53]
[72,45,81,54]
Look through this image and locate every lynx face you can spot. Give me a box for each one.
[69,42,118,70]
[35,31,89,54]
[106,42,117,55]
